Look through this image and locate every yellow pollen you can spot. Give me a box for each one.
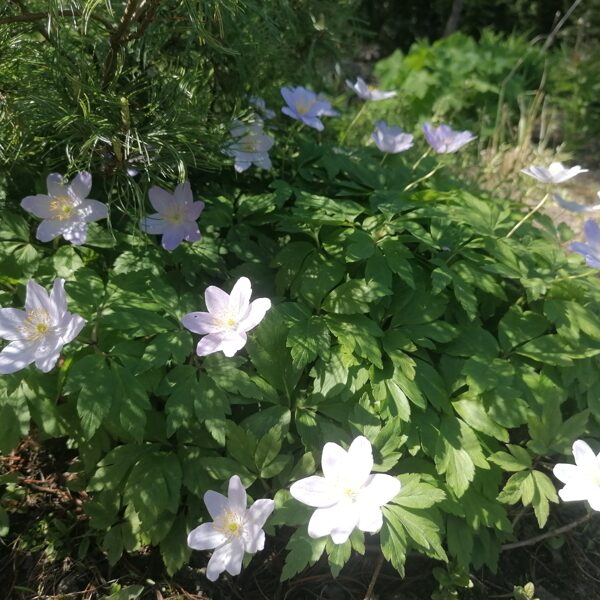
[49,195,75,221]
[296,100,312,115]
[36,323,48,333]
[239,137,258,152]
[214,510,244,538]
[20,309,52,341]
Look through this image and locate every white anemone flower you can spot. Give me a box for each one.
[21,172,109,245]
[226,121,274,173]
[553,440,600,510]
[521,162,588,184]
[0,279,85,374]
[187,475,275,581]
[290,436,401,544]
[372,121,414,153]
[553,192,600,214]
[346,76,397,101]
[181,277,271,357]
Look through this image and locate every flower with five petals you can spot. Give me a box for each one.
[0,278,85,374]
[521,162,588,184]
[181,277,271,357]
[21,172,108,245]
[187,475,275,581]
[422,122,475,154]
[280,86,338,131]
[290,436,401,544]
[372,121,414,153]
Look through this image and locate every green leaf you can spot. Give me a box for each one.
[111,363,150,442]
[394,474,445,509]
[323,279,390,314]
[160,514,191,576]
[453,397,509,442]
[52,245,84,278]
[287,316,330,369]
[326,537,351,577]
[281,527,327,581]
[488,446,531,472]
[255,427,283,474]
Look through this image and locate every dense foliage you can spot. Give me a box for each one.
[1,2,600,597]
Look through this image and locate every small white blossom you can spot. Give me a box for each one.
[187,475,275,581]
[290,436,401,544]
[0,279,85,374]
[521,162,588,184]
[346,77,397,101]
[21,172,108,245]
[372,121,414,153]
[553,440,600,510]
[280,86,338,131]
[181,277,271,357]
[554,192,600,214]
[226,121,274,173]
[249,96,276,120]
[422,122,475,154]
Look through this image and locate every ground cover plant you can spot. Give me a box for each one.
[1,1,600,599]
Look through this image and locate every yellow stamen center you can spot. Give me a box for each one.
[49,195,76,221]
[296,100,313,115]
[20,309,52,341]
[214,510,244,539]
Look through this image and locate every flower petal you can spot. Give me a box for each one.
[357,504,383,533]
[205,285,230,314]
[204,490,228,520]
[227,475,247,514]
[329,502,360,544]
[62,222,88,245]
[36,219,68,243]
[206,541,232,581]
[219,331,247,357]
[140,214,167,235]
[25,279,53,316]
[360,473,401,507]
[244,528,265,554]
[0,341,37,374]
[558,481,596,502]
[584,220,600,251]
[60,314,86,345]
[161,226,185,251]
[290,475,339,508]
[181,311,221,335]
[237,298,271,333]
[229,277,252,317]
[552,463,579,485]
[50,278,68,318]
[573,440,598,470]
[346,436,374,488]
[246,498,275,531]
[224,537,245,576]
[78,199,108,222]
[69,171,92,199]
[174,181,193,205]
[586,488,600,511]
[321,441,348,481]
[21,195,54,218]
[185,200,205,221]
[307,505,338,539]
[187,522,228,551]
[0,308,27,341]
[47,173,66,197]
[148,186,175,214]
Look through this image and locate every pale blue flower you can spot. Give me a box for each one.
[249,96,275,120]
[422,122,475,154]
[280,86,338,131]
[226,121,274,173]
[139,181,204,251]
[21,172,108,245]
[522,162,588,184]
[570,220,600,269]
[554,192,600,214]
[372,121,413,153]
[346,77,396,101]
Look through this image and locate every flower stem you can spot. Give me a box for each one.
[340,102,367,144]
[506,193,550,238]
[403,163,443,192]
[411,147,431,171]
[379,153,389,167]
[553,268,599,282]
[363,553,385,600]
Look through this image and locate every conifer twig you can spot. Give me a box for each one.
[0,6,112,29]
[102,0,140,87]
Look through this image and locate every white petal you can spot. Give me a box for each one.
[357,504,383,533]
[205,285,230,314]
[573,440,598,470]
[321,442,349,481]
[148,186,175,214]
[46,173,66,197]
[195,334,225,357]
[330,502,360,544]
[237,298,271,333]
[140,214,167,235]
[346,436,374,488]
[553,463,579,484]
[359,474,401,507]
[206,541,232,581]
[307,505,338,539]
[36,219,68,242]
[586,488,600,511]
[78,199,108,222]
[229,277,252,317]
[21,195,54,218]
[224,537,245,576]
[60,314,86,344]
[244,528,265,554]
[187,522,228,550]
[161,225,185,251]
[219,332,247,357]
[227,475,247,514]
[62,222,88,245]
[204,490,228,520]
[69,171,92,199]
[246,499,275,532]
[290,476,339,508]
[34,346,62,372]
[0,308,27,341]
[174,181,193,205]
[50,278,68,318]
[181,312,222,334]
[25,280,53,316]
[558,481,595,503]
[0,341,37,374]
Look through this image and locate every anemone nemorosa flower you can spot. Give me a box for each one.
[249,96,276,120]
[290,436,401,544]
[280,86,338,131]
[20,172,108,246]
[521,162,588,184]
[187,475,275,581]
[570,220,600,269]
[181,277,271,358]
[346,77,397,101]
[553,440,600,511]
[554,192,600,214]
[372,121,414,154]
[422,122,475,154]
[0,279,85,374]
[226,121,274,173]
[139,181,204,251]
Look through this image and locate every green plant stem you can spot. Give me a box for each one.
[340,102,367,144]
[411,147,431,171]
[379,153,389,167]
[506,193,549,238]
[403,163,443,192]
[553,268,599,283]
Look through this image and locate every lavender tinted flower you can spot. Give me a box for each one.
[553,193,600,214]
[249,96,275,120]
[521,162,588,184]
[226,121,274,173]
[21,172,108,246]
[372,121,414,154]
[346,77,397,101]
[570,220,600,269]
[422,122,475,154]
[139,181,204,251]
[280,86,338,131]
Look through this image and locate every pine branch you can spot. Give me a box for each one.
[0,6,113,30]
